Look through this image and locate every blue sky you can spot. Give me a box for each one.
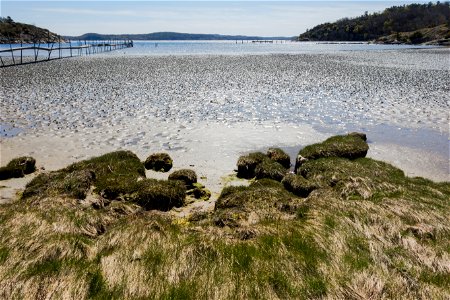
[1,1,430,36]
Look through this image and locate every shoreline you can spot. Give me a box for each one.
[1,50,448,202]
[1,121,448,205]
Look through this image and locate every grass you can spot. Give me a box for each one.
[0,136,449,299]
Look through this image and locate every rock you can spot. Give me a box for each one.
[255,159,286,181]
[0,156,36,180]
[168,169,197,188]
[294,134,369,172]
[187,182,211,200]
[266,148,291,169]
[22,151,145,201]
[0,166,24,180]
[144,153,173,172]
[126,179,186,211]
[236,152,267,179]
[294,155,309,174]
[61,169,95,199]
[348,132,367,141]
[282,173,318,197]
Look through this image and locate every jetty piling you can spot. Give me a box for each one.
[0,39,133,67]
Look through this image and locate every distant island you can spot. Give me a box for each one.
[298,2,450,45]
[0,16,63,44]
[65,32,292,41]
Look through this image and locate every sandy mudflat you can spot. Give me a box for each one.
[1,51,449,204]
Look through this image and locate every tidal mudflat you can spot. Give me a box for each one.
[1,49,449,202]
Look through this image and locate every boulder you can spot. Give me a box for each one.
[294,134,369,172]
[0,156,36,180]
[266,148,291,168]
[348,132,367,141]
[126,179,186,211]
[144,153,173,172]
[236,152,267,179]
[255,159,286,181]
[187,182,211,201]
[168,169,197,188]
[282,173,318,197]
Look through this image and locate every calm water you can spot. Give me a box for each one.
[0,40,439,58]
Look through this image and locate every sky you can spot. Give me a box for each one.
[1,1,431,36]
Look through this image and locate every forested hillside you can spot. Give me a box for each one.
[0,17,62,43]
[298,2,450,44]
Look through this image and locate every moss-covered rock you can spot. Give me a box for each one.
[295,134,369,172]
[0,156,36,180]
[348,132,367,141]
[214,179,298,227]
[298,157,408,200]
[255,159,286,181]
[22,150,186,211]
[236,152,267,179]
[125,179,186,211]
[23,151,145,201]
[144,153,173,172]
[282,173,318,197]
[187,183,211,201]
[0,166,24,180]
[168,169,197,188]
[267,148,291,169]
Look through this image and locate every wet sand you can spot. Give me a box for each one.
[1,50,449,204]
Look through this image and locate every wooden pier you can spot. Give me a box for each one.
[0,39,133,68]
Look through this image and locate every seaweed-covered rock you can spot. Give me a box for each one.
[187,182,211,201]
[144,153,173,172]
[126,179,186,211]
[255,159,286,181]
[282,174,318,197]
[23,150,145,201]
[236,152,267,179]
[294,134,369,172]
[348,132,367,141]
[8,156,36,174]
[214,179,297,227]
[168,169,197,188]
[0,166,24,180]
[0,156,36,180]
[267,148,291,169]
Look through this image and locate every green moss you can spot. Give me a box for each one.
[298,135,369,161]
[0,156,36,180]
[168,169,197,188]
[255,159,286,181]
[298,157,408,201]
[282,174,317,197]
[23,150,145,200]
[267,148,291,169]
[236,152,267,179]
[125,179,186,211]
[144,152,173,172]
[187,183,211,201]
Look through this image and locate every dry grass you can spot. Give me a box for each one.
[0,153,449,299]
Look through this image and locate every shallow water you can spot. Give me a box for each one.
[0,45,449,183]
